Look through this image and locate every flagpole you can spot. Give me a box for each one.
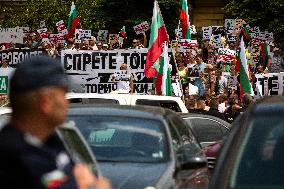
[173,19,185,101]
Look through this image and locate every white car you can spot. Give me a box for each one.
[66,93,188,113]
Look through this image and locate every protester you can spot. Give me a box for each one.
[207,97,226,120]
[193,54,207,97]
[89,36,98,50]
[131,39,140,49]
[102,43,109,50]
[1,59,12,68]
[81,39,92,50]
[0,56,112,189]
[97,42,103,50]
[215,70,228,95]
[112,62,134,94]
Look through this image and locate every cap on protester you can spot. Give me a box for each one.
[10,56,69,94]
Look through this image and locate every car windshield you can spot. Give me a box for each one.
[67,115,168,163]
[230,116,284,188]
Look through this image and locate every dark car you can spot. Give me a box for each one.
[209,97,284,189]
[67,105,209,189]
[181,114,231,170]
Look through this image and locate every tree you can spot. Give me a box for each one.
[0,0,100,32]
[0,0,181,43]
[93,0,180,44]
[224,0,284,49]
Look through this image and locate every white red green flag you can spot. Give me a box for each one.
[240,36,253,97]
[119,26,127,39]
[67,2,80,38]
[144,1,169,78]
[156,42,172,95]
[179,0,191,39]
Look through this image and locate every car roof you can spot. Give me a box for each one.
[180,113,231,127]
[66,93,183,101]
[68,104,176,121]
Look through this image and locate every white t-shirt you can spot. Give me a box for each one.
[114,70,131,92]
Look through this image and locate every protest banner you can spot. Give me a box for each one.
[211,34,223,49]
[0,27,24,44]
[227,34,237,42]
[254,73,284,97]
[16,27,30,33]
[61,49,155,94]
[175,28,182,41]
[97,30,108,43]
[0,68,15,94]
[49,34,66,44]
[189,25,197,34]
[56,20,68,36]
[40,20,46,28]
[178,39,197,55]
[211,26,223,34]
[271,56,282,73]
[233,19,243,34]
[37,28,49,43]
[75,29,91,43]
[0,49,44,66]
[133,21,149,35]
[216,48,236,62]
[222,72,237,90]
[202,26,212,40]
[225,19,235,34]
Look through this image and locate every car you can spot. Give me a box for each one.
[180,114,231,170]
[0,93,189,114]
[66,93,189,113]
[67,104,209,189]
[209,97,284,189]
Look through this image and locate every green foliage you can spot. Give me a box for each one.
[0,0,100,32]
[0,0,181,42]
[224,0,284,49]
[93,0,180,42]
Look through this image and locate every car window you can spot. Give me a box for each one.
[0,113,10,130]
[56,125,100,176]
[69,98,119,105]
[231,116,284,188]
[136,99,181,112]
[67,115,169,163]
[168,115,202,155]
[187,118,225,143]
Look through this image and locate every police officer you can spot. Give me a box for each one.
[0,56,111,189]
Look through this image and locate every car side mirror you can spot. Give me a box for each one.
[179,155,207,170]
[176,146,208,170]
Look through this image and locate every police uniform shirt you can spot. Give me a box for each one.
[0,125,77,189]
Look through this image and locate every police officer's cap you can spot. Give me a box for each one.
[10,56,69,93]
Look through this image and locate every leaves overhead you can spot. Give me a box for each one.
[0,0,180,41]
[224,0,284,48]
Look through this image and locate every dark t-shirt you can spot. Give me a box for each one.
[0,125,77,189]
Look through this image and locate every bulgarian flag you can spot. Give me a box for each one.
[179,0,191,39]
[144,1,169,78]
[241,25,251,47]
[67,2,80,38]
[156,42,172,96]
[119,26,127,39]
[239,36,253,97]
[260,42,269,69]
[118,26,127,47]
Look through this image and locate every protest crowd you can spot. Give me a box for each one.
[0,4,283,124]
